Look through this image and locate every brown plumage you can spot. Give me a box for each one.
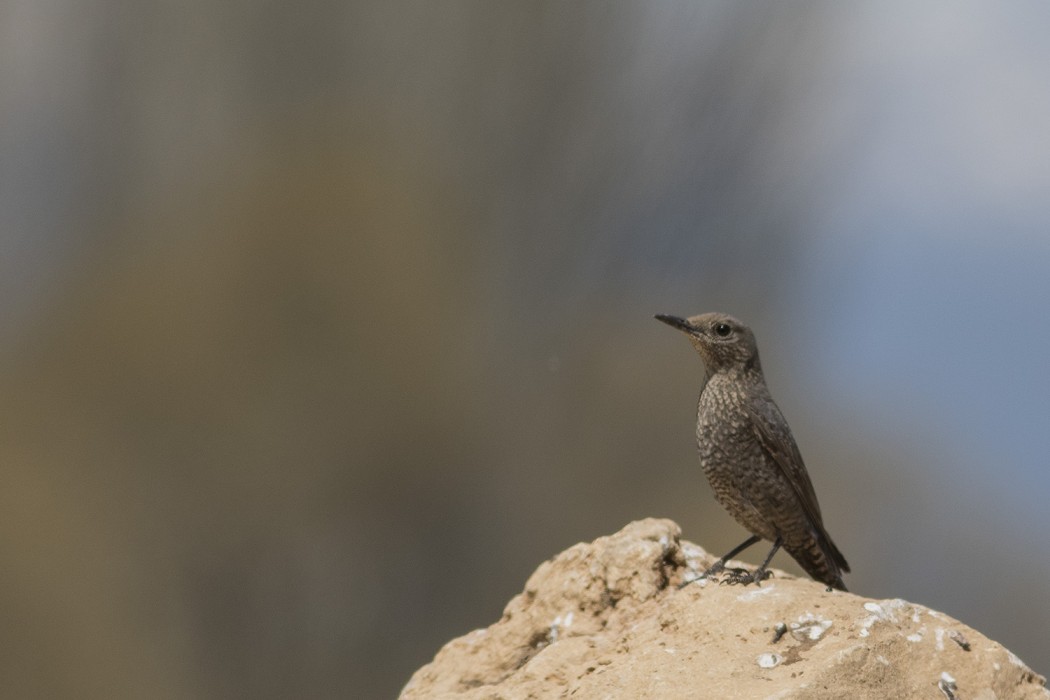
[656,311,850,591]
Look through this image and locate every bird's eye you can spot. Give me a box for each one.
[715,323,732,337]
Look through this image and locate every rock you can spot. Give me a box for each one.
[400,519,1048,699]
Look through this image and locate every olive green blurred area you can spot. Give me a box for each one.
[4,3,1050,698]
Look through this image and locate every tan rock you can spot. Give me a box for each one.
[401,519,1048,699]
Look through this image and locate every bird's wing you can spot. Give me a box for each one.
[745,398,825,528]
[747,397,851,575]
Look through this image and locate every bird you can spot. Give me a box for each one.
[655,311,850,591]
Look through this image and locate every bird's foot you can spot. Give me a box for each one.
[719,567,773,587]
[677,560,731,589]
[718,567,752,586]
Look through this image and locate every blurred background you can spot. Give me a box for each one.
[3,1,1050,697]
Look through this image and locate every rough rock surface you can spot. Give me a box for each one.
[401,519,1048,699]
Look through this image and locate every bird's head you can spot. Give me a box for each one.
[655,311,761,373]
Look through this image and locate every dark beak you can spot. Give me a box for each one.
[655,314,696,334]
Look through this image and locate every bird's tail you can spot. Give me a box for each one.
[791,528,850,591]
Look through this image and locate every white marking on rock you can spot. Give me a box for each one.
[907,625,928,643]
[925,607,949,622]
[791,612,833,641]
[738,585,775,601]
[938,671,958,698]
[1007,651,1030,669]
[550,612,574,642]
[858,598,912,638]
[757,653,783,668]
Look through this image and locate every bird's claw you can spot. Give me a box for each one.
[718,567,773,587]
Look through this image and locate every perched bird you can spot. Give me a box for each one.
[656,312,850,591]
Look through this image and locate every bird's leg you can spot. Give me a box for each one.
[749,535,782,583]
[721,536,782,586]
[678,534,761,589]
[706,534,762,576]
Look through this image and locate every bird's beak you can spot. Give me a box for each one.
[655,314,697,334]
